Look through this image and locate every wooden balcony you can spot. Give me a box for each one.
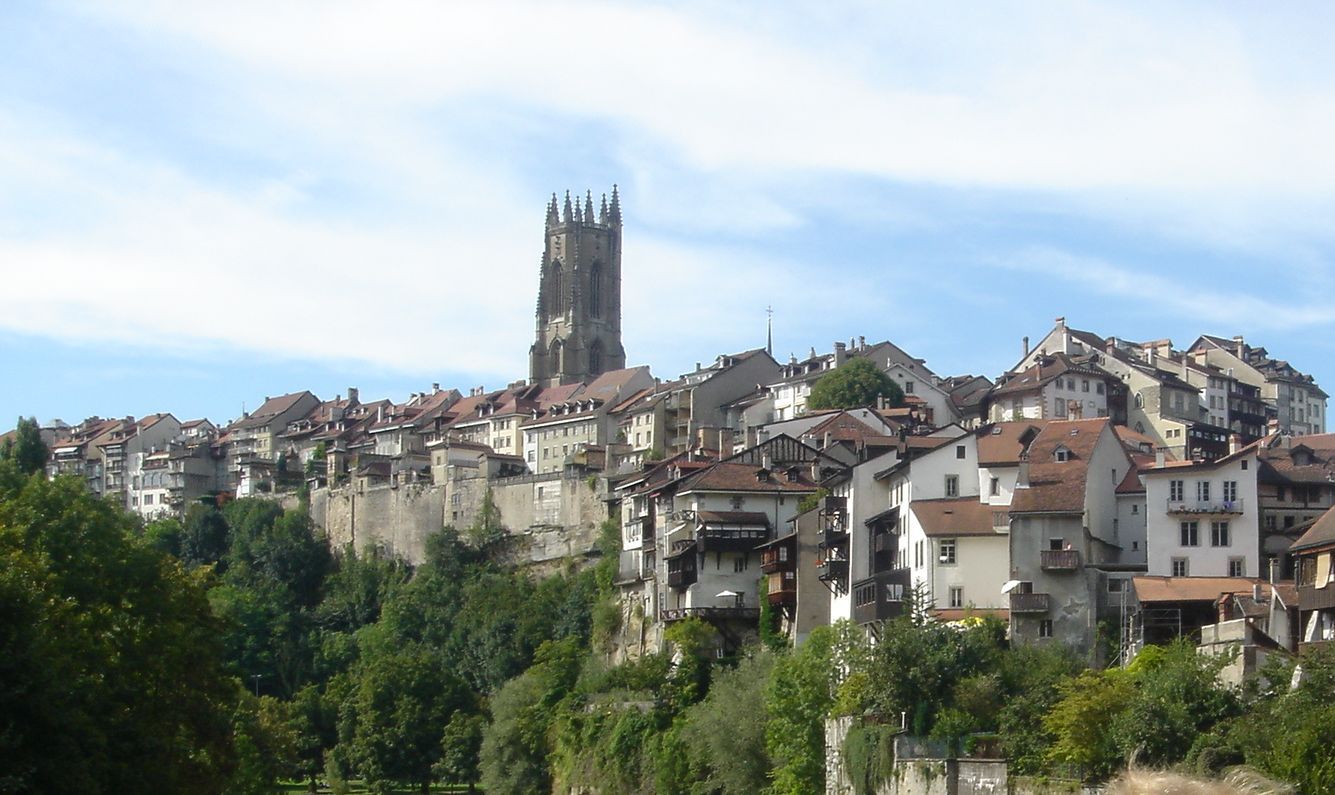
[659,606,760,623]
[767,588,796,608]
[698,526,769,553]
[760,545,795,574]
[1009,592,1051,614]
[666,543,697,589]
[851,568,910,625]
[1040,549,1080,571]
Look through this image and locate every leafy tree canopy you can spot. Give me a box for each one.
[807,358,905,411]
[0,473,236,793]
[0,417,47,477]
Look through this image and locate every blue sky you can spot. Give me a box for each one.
[5,1,1335,427]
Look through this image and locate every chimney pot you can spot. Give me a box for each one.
[1155,448,1166,467]
[1023,336,1030,357]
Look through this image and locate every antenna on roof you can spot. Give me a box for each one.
[766,305,773,357]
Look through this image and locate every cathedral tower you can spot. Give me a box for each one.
[529,186,626,387]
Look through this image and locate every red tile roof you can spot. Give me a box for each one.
[977,421,1048,466]
[911,497,1001,537]
[1291,505,1335,553]
[1010,419,1113,513]
[1132,576,1272,604]
[678,461,820,494]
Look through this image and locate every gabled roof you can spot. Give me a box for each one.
[1291,504,1335,553]
[1115,465,1144,494]
[977,421,1048,466]
[803,410,898,446]
[235,391,317,429]
[1010,419,1113,514]
[989,352,1111,398]
[1257,434,1335,484]
[910,497,1000,538]
[677,461,820,494]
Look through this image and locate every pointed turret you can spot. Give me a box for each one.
[599,193,609,224]
[584,191,595,225]
[546,193,560,228]
[573,196,583,223]
[563,191,573,223]
[609,184,621,224]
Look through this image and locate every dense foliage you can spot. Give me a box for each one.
[4,408,1333,793]
[807,357,906,411]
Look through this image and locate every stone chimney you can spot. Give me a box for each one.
[833,341,847,367]
[1155,447,1166,467]
[1229,433,1242,455]
[1233,335,1245,358]
[858,335,866,350]
[1023,336,1030,358]
[348,387,359,404]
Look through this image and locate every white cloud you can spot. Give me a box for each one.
[4,0,1335,388]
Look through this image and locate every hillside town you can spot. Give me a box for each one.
[11,189,1335,792]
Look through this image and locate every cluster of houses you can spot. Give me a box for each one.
[607,319,1334,675]
[16,191,1335,674]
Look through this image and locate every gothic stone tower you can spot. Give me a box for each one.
[529,187,626,387]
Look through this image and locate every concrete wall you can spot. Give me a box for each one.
[824,718,1009,795]
[308,471,609,566]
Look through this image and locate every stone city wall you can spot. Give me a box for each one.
[303,472,609,566]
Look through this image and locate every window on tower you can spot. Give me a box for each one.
[589,340,604,376]
[590,262,602,317]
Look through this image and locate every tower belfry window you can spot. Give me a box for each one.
[590,262,602,317]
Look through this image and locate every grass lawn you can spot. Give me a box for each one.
[275,782,476,793]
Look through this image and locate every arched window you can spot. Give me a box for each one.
[550,338,564,373]
[589,262,602,318]
[589,339,604,376]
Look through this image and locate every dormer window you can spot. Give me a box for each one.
[756,469,771,483]
[1054,447,1071,462]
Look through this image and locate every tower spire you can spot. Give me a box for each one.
[563,190,573,223]
[546,193,559,227]
[609,184,621,224]
[584,190,595,225]
[599,193,609,224]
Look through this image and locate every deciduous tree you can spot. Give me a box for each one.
[807,358,905,411]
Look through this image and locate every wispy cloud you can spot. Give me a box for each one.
[994,246,1335,331]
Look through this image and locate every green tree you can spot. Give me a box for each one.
[143,515,184,557]
[767,627,839,794]
[1231,644,1335,793]
[865,616,1005,736]
[227,691,299,795]
[1044,669,1134,781]
[1,417,47,476]
[181,502,231,568]
[0,472,236,793]
[479,638,583,795]
[807,358,905,411]
[436,711,486,793]
[996,643,1082,775]
[338,637,472,795]
[679,649,775,795]
[1111,640,1240,769]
